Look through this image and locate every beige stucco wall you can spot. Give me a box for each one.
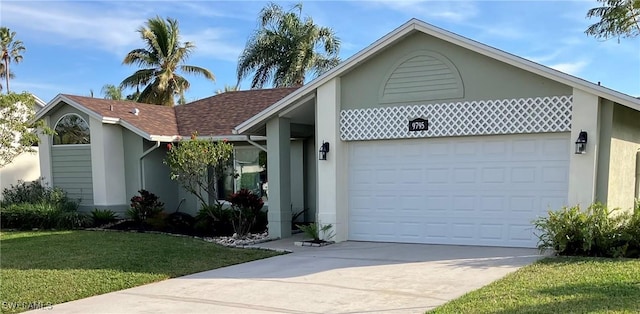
[606,104,640,210]
[340,32,572,109]
[0,149,40,199]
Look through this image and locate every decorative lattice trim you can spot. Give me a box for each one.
[340,95,572,141]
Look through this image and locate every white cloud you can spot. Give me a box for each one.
[549,60,590,75]
[2,2,144,55]
[365,0,478,23]
[183,28,244,62]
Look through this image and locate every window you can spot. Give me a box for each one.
[217,147,267,201]
[53,114,90,145]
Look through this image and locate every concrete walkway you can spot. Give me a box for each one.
[31,235,544,314]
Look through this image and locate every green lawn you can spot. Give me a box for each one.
[429,257,640,314]
[0,230,280,313]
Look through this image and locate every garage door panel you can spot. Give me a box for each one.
[348,133,569,248]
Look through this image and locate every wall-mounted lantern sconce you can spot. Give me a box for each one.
[319,141,330,160]
[575,131,588,154]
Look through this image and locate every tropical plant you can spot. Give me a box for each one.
[127,189,165,230]
[120,16,215,106]
[0,63,14,93]
[194,202,234,236]
[0,92,52,167]
[101,84,124,100]
[296,222,334,243]
[215,84,239,95]
[90,208,118,227]
[237,2,340,88]
[534,203,639,258]
[228,189,264,236]
[585,0,640,40]
[0,27,25,93]
[164,134,234,206]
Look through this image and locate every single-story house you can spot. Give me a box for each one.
[233,18,640,248]
[0,95,46,198]
[34,88,318,222]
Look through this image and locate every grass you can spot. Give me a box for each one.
[0,230,281,313]
[429,257,640,314]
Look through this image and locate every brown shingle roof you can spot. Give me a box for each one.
[63,95,179,137]
[174,87,298,137]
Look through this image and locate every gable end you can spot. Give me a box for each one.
[379,50,464,104]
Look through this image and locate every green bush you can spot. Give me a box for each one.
[165,212,195,234]
[1,180,69,206]
[195,202,233,236]
[0,202,88,230]
[0,181,84,230]
[534,202,638,258]
[57,211,91,229]
[90,209,118,227]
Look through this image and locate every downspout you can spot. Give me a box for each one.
[246,135,267,152]
[139,141,161,190]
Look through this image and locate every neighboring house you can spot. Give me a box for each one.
[234,19,640,248]
[33,88,313,219]
[0,95,46,198]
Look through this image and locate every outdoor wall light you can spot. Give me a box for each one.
[575,130,588,154]
[319,141,330,160]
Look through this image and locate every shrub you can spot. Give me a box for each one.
[1,179,68,206]
[0,181,83,230]
[1,203,59,229]
[127,190,164,230]
[90,209,118,227]
[165,212,195,234]
[195,202,233,236]
[296,222,335,242]
[0,202,87,230]
[57,211,91,229]
[534,203,637,257]
[228,189,264,237]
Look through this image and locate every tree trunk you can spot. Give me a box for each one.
[4,57,9,93]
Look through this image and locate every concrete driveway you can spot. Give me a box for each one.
[33,236,544,314]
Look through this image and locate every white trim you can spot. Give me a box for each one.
[192,135,267,142]
[35,95,162,142]
[35,95,102,121]
[51,144,91,148]
[234,19,640,134]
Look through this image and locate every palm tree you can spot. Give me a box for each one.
[237,2,341,89]
[586,0,640,40]
[0,63,14,92]
[101,84,124,100]
[1,27,26,93]
[120,16,215,106]
[215,84,239,94]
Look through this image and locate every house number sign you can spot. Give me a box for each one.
[408,118,428,132]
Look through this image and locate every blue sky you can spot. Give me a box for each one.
[2,0,639,103]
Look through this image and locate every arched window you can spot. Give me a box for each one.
[53,114,90,145]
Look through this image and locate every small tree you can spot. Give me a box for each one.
[164,134,234,205]
[0,92,51,168]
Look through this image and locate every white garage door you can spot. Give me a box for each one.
[348,133,570,248]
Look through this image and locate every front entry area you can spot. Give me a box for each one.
[348,132,570,248]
